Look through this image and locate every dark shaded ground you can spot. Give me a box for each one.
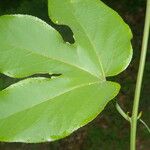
[0,0,149,149]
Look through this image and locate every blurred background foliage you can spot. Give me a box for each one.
[0,0,149,149]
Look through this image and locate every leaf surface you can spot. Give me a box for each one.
[0,0,132,142]
[48,0,132,77]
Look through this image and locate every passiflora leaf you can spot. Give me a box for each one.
[0,0,132,143]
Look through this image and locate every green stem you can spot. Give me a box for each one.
[130,0,150,150]
[139,119,150,133]
[116,103,131,122]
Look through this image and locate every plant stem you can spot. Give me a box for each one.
[130,0,150,150]
[116,103,131,122]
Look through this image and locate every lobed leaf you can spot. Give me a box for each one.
[0,0,132,142]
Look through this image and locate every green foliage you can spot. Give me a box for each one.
[0,0,132,143]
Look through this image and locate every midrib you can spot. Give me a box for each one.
[67,1,106,80]
[0,80,101,120]
[7,44,99,78]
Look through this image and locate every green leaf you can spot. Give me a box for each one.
[48,0,133,77]
[0,0,132,143]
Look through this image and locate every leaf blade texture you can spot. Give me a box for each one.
[0,0,132,142]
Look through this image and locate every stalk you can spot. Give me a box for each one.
[130,0,150,150]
